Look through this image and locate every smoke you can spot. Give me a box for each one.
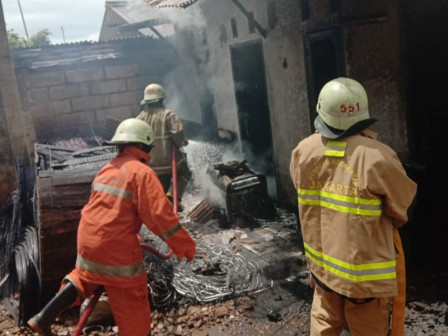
[238,140,278,199]
[122,2,278,200]
[183,140,242,208]
[124,0,210,124]
[183,139,277,210]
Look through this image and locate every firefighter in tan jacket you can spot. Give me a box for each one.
[137,83,191,211]
[290,78,417,336]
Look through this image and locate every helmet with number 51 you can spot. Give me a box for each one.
[314,77,377,139]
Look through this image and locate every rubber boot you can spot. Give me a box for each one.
[27,282,78,336]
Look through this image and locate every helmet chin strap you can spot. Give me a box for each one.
[143,99,164,106]
[315,115,377,139]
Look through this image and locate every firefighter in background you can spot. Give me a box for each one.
[27,118,196,336]
[289,77,417,335]
[137,83,192,212]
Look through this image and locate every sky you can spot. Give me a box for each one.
[2,0,106,44]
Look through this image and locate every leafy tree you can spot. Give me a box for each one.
[29,29,51,47]
[7,28,52,49]
[7,29,28,48]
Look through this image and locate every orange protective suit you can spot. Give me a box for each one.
[64,145,196,336]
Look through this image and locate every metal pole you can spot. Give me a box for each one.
[61,26,66,43]
[16,0,30,46]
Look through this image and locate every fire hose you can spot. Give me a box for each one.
[172,143,178,214]
[390,228,406,336]
[71,243,173,336]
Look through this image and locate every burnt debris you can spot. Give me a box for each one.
[206,160,276,226]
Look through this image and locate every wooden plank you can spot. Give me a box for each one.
[40,249,76,265]
[38,209,81,230]
[40,265,75,282]
[37,171,98,184]
[34,146,115,303]
[38,182,92,198]
[40,244,77,281]
[37,172,94,209]
[40,230,78,250]
[38,187,91,209]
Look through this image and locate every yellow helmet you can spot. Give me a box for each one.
[104,118,154,146]
[314,77,376,139]
[143,83,165,102]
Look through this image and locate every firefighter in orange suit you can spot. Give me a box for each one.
[28,118,196,336]
[289,78,417,336]
[137,83,192,212]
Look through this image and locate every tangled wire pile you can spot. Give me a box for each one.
[173,243,273,302]
[142,229,273,306]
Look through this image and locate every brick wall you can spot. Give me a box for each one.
[12,38,179,142]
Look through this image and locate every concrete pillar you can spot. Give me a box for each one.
[0,0,35,205]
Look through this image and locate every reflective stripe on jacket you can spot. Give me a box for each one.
[137,106,186,175]
[290,131,417,298]
[76,146,196,287]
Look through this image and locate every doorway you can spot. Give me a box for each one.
[402,0,448,270]
[230,40,275,189]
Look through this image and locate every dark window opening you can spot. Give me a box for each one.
[230,40,275,182]
[231,18,238,38]
[300,0,310,21]
[304,29,345,131]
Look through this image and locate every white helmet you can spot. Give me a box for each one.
[104,118,154,146]
[314,77,376,139]
[143,83,165,103]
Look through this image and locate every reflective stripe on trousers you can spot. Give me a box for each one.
[76,254,145,278]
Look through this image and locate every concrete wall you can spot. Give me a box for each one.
[11,37,202,143]
[197,0,409,207]
[199,0,308,205]
[5,0,411,209]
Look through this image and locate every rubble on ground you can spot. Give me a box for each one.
[1,140,448,335]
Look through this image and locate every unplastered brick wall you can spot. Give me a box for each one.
[12,38,176,143]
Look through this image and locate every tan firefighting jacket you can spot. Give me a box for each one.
[137,105,187,175]
[289,130,417,299]
[75,146,196,288]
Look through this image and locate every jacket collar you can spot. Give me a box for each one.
[119,146,151,164]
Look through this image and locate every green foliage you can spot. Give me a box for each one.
[29,29,51,47]
[7,28,52,49]
[7,29,27,48]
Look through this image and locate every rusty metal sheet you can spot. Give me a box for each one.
[144,0,200,9]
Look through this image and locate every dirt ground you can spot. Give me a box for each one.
[1,152,448,336]
[1,268,448,336]
[1,192,448,336]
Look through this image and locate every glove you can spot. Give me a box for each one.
[185,247,196,262]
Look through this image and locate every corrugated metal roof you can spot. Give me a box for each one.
[144,0,200,9]
[100,1,175,40]
[99,2,144,41]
